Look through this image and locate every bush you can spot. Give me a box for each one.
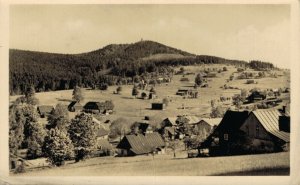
[246,80,255,84]
[14,162,25,173]
[180,77,189,82]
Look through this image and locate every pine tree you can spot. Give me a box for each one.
[24,86,39,105]
[9,105,25,155]
[22,104,46,159]
[68,113,98,162]
[72,86,84,103]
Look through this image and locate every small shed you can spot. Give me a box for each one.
[151,103,165,110]
[68,101,83,112]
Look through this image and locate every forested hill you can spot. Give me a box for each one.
[10,40,249,95]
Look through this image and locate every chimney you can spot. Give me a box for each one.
[282,106,286,114]
[279,116,290,133]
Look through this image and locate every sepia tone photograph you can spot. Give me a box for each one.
[1,1,300,184]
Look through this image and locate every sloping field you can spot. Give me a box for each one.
[14,152,289,176]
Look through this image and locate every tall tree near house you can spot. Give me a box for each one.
[9,105,25,156]
[195,73,204,86]
[68,113,98,162]
[109,117,132,141]
[22,104,46,159]
[47,103,70,130]
[15,85,39,105]
[72,86,84,103]
[42,128,74,166]
[43,103,73,166]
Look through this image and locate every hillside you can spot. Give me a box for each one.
[9,40,249,95]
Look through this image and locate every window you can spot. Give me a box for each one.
[256,125,259,137]
[224,134,228,141]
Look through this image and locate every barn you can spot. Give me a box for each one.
[83,101,113,114]
[239,109,290,152]
[68,101,83,112]
[117,132,165,156]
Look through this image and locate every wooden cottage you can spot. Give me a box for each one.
[247,91,266,103]
[200,110,249,156]
[37,105,54,118]
[194,118,222,141]
[68,101,83,112]
[83,101,113,114]
[240,109,290,152]
[117,132,165,156]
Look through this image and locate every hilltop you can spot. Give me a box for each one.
[10,40,252,95]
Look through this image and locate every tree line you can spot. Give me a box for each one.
[10,41,273,95]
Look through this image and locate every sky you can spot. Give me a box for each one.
[9,4,291,68]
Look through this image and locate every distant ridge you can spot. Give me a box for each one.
[9,40,249,95]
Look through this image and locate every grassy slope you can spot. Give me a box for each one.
[9,64,290,124]
[15,152,289,176]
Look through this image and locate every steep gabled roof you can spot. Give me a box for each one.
[117,132,165,155]
[97,139,113,150]
[214,110,249,133]
[185,116,201,125]
[252,109,290,142]
[144,132,165,149]
[165,117,178,126]
[201,118,222,127]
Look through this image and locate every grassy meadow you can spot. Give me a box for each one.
[14,151,289,176]
[9,64,290,125]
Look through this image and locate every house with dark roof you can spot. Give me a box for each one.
[37,105,54,118]
[117,132,165,156]
[83,101,114,114]
[200,110,249,156]
[247,91,266,103]
[68,101,83,112]
[239,109,290,152]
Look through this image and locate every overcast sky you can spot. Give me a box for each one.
[10,4,290,68]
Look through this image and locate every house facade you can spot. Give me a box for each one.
[200,110,249,156]
[239,109,290,152]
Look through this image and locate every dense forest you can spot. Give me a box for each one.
[9,40,272,95]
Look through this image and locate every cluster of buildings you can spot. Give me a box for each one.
[35,101,290,158]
